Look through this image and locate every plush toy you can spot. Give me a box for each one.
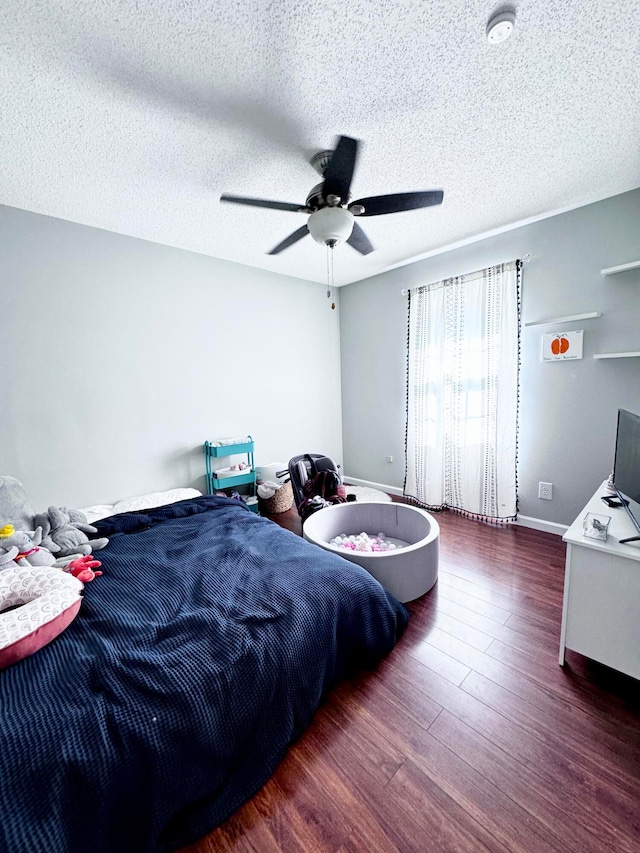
[0,476,35,531]
[0,525,58,567]
[32,514,61,554]
[66,555,103,583]
[0,545,20,570]
[0,526,106,583]
[35,506,109,558]
[67,508,105,538]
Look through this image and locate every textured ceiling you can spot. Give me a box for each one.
[1,1,639,285]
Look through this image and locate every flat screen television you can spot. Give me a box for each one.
[613,408,640,545]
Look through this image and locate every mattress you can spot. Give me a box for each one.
[0,494,408,852]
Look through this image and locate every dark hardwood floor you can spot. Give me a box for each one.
[184,503,640,852]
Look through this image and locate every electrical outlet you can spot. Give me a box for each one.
[538,482,553,500]
[387,455,393,463]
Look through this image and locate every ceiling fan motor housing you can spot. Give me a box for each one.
[306,182,327,211]
[307,206,355,246]
[310,149,334,177]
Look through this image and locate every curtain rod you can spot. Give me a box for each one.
[401,254,529,296]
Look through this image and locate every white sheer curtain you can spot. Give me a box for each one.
[405,261,521,520]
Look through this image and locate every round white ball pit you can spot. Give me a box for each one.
[303,501,439,603]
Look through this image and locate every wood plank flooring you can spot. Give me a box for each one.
[183,504,640,853]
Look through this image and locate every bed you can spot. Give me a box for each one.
[0,492,408,853]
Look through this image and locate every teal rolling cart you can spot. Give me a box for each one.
[204,437,258,511]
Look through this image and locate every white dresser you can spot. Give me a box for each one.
[560,481,640,679]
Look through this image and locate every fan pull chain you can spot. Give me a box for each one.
[326,244,331,299]
[326,245,336,310]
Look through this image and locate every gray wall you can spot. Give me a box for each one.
[0,205,343,510]
[340,189,640,526]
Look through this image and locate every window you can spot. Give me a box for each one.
[405,261,521,520]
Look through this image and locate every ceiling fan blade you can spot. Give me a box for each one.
[267,225,310,255]
[220,194,303,213]
[347,222,374,255]
[350,190,444,216]
[322,135,359,202]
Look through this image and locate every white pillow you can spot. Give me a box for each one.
[111,488,202,515]
[77,504,115,524]
[79,488,202,522]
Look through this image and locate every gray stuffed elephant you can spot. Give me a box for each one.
[0,545,20,570]
[0,526,58,567]
[36,506,108,558]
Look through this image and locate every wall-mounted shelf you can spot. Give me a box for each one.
[525,311,601,327]
[593,351,640,360]
[600,260,640,276]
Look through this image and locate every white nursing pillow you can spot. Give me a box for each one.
[0,567,84,670]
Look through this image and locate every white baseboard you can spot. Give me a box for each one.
[342,476,404,496]
[515,515,568,536]
[344,478,568,536]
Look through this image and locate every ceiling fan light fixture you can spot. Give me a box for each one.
[486,9,516,44]
[307,206,354,246]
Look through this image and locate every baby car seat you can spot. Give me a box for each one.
[288,454,343,515]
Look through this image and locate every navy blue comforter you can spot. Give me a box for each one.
[0,496,408,852]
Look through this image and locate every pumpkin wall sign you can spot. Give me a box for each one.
[542,330,583,361]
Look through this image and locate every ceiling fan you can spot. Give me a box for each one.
[220,135,444,256]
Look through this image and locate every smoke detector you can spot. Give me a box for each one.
[486,9,516,44]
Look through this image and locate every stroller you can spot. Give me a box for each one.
[288,453,353,521]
